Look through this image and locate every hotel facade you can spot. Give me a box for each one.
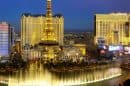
[21,14,64,48]
[21,0,64,50]
[95,13,130,45]
[0,22,13,57]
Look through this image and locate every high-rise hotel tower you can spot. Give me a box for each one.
[95,13,130,45]
[0,22,14,57]
[21,0,64,49]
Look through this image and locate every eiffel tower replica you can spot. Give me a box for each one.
[39,0,60,60]
[39,0,58,45]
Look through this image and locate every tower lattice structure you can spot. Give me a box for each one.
[42,0,58,45]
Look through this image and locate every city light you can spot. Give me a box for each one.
[0,0,130,86]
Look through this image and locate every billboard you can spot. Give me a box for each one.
[108,45,123,51]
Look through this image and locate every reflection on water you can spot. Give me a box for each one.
[0,62,122,86]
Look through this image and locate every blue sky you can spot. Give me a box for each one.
[0,0,130,32]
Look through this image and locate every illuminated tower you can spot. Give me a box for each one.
[39,0,62,60]
[21,0,64,50]
[41,0,58,45]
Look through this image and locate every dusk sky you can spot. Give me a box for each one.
[0,0,130,32]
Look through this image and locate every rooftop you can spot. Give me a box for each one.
[22,13,63,17]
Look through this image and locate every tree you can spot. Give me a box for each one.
[86,44,99,58]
